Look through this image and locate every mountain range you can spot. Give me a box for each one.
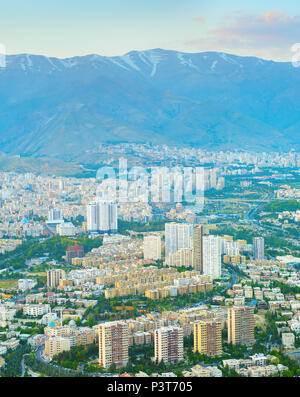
[0,48,299,159]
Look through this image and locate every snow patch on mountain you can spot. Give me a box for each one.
[211,60,218,71]
[145,50,164,77]
[108,57,131,71]
[26,55,33,68]
[137,51,153,67]
[219,53,238,65]
[45,56,61,71]
[59,59,78,68]
[177,53,199,71]
[120,54,141,71]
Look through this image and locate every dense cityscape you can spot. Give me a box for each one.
[0,146,299,378]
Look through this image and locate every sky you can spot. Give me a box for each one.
[0,0,299,61]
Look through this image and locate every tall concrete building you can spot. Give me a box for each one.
[154,326,184,364]
[66,245,84,264]
[165,222,193,257]
[193,225,203,272]
[227,306,255,346]
[253,237,264,260]
[143,235,161,261]
[209,169,218,189]
[47,269,66,288]
[194,319,222,356]
[98,321,129,369]
[87,201,99,232]
[48,208,63,222]
[203,235,222,280]
[87,200,118,233]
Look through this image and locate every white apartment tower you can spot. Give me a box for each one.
[253,237,264,260]
[87,200,118,233]
[165,222,194,257]
[203,235,222,280]
[48,208,62,222]
[143,235,161,261]
[87,201,99,232]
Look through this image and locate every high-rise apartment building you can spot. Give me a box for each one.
[227,306,255,346]
[253,237,264,260]
[194,319,222,356]
[98,321,129,369]
[193,225,203,272]
[210,169,218,189]
[47,269,66,288]
[165,223,193,257]
[154,326,184,364]
[48,208,63,222]
[66,245,84,264]
[87,201,99,232]
[87,200,118,233]
[202,235,222,279]
[143,235,161,261]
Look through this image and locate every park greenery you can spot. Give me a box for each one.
[118,219,169,234]
[263,200,300,213]
[24,353,83,377]
[0,235,103,270]
[52,344,98,370]
[269,280,300,295]
[83,289,216,325]
[0,342,31,377]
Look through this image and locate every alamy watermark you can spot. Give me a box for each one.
[0,43,6,68]
[95,158,206,210]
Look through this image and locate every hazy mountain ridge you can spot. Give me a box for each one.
[0,49,299,158]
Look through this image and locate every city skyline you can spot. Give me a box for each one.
[0,153,300,378]
[0,0,300,381]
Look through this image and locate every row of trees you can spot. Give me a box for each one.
[118,219,169,234]
[83,288,216,325]
[263,200,300,213]
[24,354,83,377]
[0,342,31,377]
[52,344,98,370]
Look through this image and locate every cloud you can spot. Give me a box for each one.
[263,10,289,25]
[187,10,300,61]
[194,16,205,23]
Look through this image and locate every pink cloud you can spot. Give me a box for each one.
[194,16,205,23]
[186,10,300,60]
[263,10,289,25]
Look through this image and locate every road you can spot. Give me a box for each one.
[244,191,274,227]
[21,356,25,377]
[221,266,238,289]
[21,353,30,377]
[243,191,300,251]
[34,345,116,377]
[35,345,46,362]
